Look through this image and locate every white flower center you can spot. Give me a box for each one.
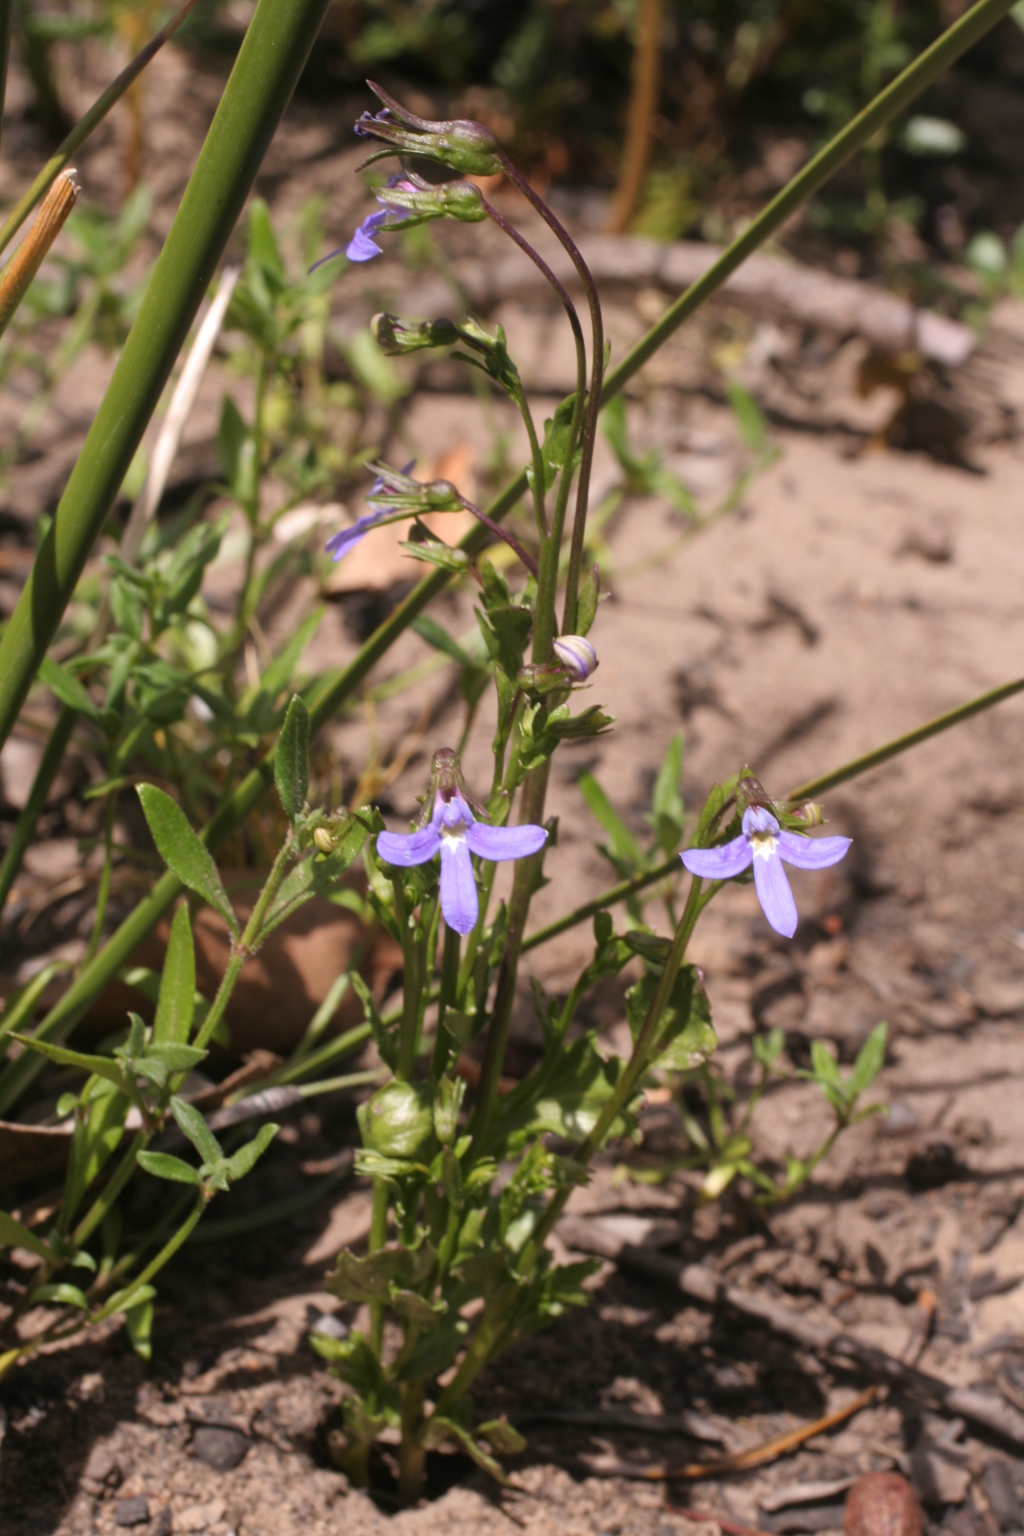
[440,822,467,849]
[748,830,778,860]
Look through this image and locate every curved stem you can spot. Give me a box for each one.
[456,492,538,578]
[493,153,604,634]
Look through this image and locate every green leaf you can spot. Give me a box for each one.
[495,1033,634,1148]
[153,903,195,1045]
[125,1293,156,1361]
[136,1151,202,1185]
[170,1096,223,1166]
[37,655,101,722]
[625,966,717,1072]
[850,1021,887,1097]
[421,1415,508,1485]
[137,784,237,936]
[63,1077,131,1225]
[0,1211,55,1262]
[531,396,577,493]
[275,694,310,823]
[217,394,251,488]
[579,773,646,868]
[351,971,399,1072]
[242,606,324,723]
[31,1283,90,1310]
[222,1121,279,1181]
[247,196,285,279]
[726,379,768,452]
[478,1418,526,1455]
[411,614,477,669]
[650,732,685,854]
[10,1034,129,1094]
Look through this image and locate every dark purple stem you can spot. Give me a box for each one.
[457,495,539,579]
[494,151,604,635]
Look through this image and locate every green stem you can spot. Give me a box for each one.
[0,705,76,911]
[785,674,1024,802]
[511,380,549,540]
[523,855,679,953]
[431,925,461,1080]
[398,1381,427,1505]
[368,1179,389,1355]
[89,1196,206,1324]
[70,1129,147,1249]
[0,0,333,757]
[83,788,117,965]
[467,759,551,1149]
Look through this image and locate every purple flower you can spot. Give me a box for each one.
[377,789,547,936]
[324,462,417,562]
[681,806,850,939]
[346,176,415,262]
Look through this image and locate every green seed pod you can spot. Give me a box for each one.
[432,1075,466,1146]
[358,1081,436,1161]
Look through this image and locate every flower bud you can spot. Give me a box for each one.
[376,177,486,227]
[552,635,598,683]
[367,463,464,515]
[796,801,825,827]
[357,1081,436,1161]
[312,826,337,853]
[371,313,459,356]
[355,81,502,178]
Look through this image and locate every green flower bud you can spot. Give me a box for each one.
[432,1075,466,1146]
[355,81,502,178]
[371,313,459,356]
[358,1081,436,1162]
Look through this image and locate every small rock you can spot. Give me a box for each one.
[175,1499,226,1534]
[982,1461,1024,1531]
[189,1425,249,1471]
[152,1508,172,1536]
[115,1497,150,1527]
[845,1471,923,1536]
[81,1444,122,1497]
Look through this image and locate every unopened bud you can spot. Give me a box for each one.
[355,81,502,178]
[372,312,459,355]
[797,801,825,827]
[357,1081,436,1161]
[552,635,598,683]
[377,177,486,227]
[313,827,337,853]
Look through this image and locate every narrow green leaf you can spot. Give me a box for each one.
[62,1077,131,1225]
[223,1121,279,1182]
[153,903,196,1045]
[275,694,310,823]
[30,1283,90,1310]
[125,1295,155,1361]
[170,1096,222,1166]
[850,1020,888,1097]
[137,784,237,935]
[0,1211,55,1262]
[136,1151,202,1185]
[578,773,646,867]
[10,1034,129,1093]
[411,614,476,668]
[37,655,101,721]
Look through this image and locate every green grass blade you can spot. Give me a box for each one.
[0,0,332,756]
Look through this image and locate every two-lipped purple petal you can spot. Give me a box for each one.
[752,854,799,938]
[376,824,441,866]
[465,822,547,861]
[439,839,479,935]
[776,830,851,870]
[324,508,393,561]
[346,210,390,261]
[681,837,753,881]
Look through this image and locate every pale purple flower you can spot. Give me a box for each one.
[552,635,598,683]
[377,789,547,936]
[309,178,415,272]
[681,805,850,939]
[324,462,416,562]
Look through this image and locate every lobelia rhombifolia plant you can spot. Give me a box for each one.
[3,0,1024,1497]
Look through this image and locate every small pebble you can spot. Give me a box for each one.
[115,1496,150,1527]
[981,1460,1024,1531]
[845,1472,923,1536]
[189,1425,249,1471]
